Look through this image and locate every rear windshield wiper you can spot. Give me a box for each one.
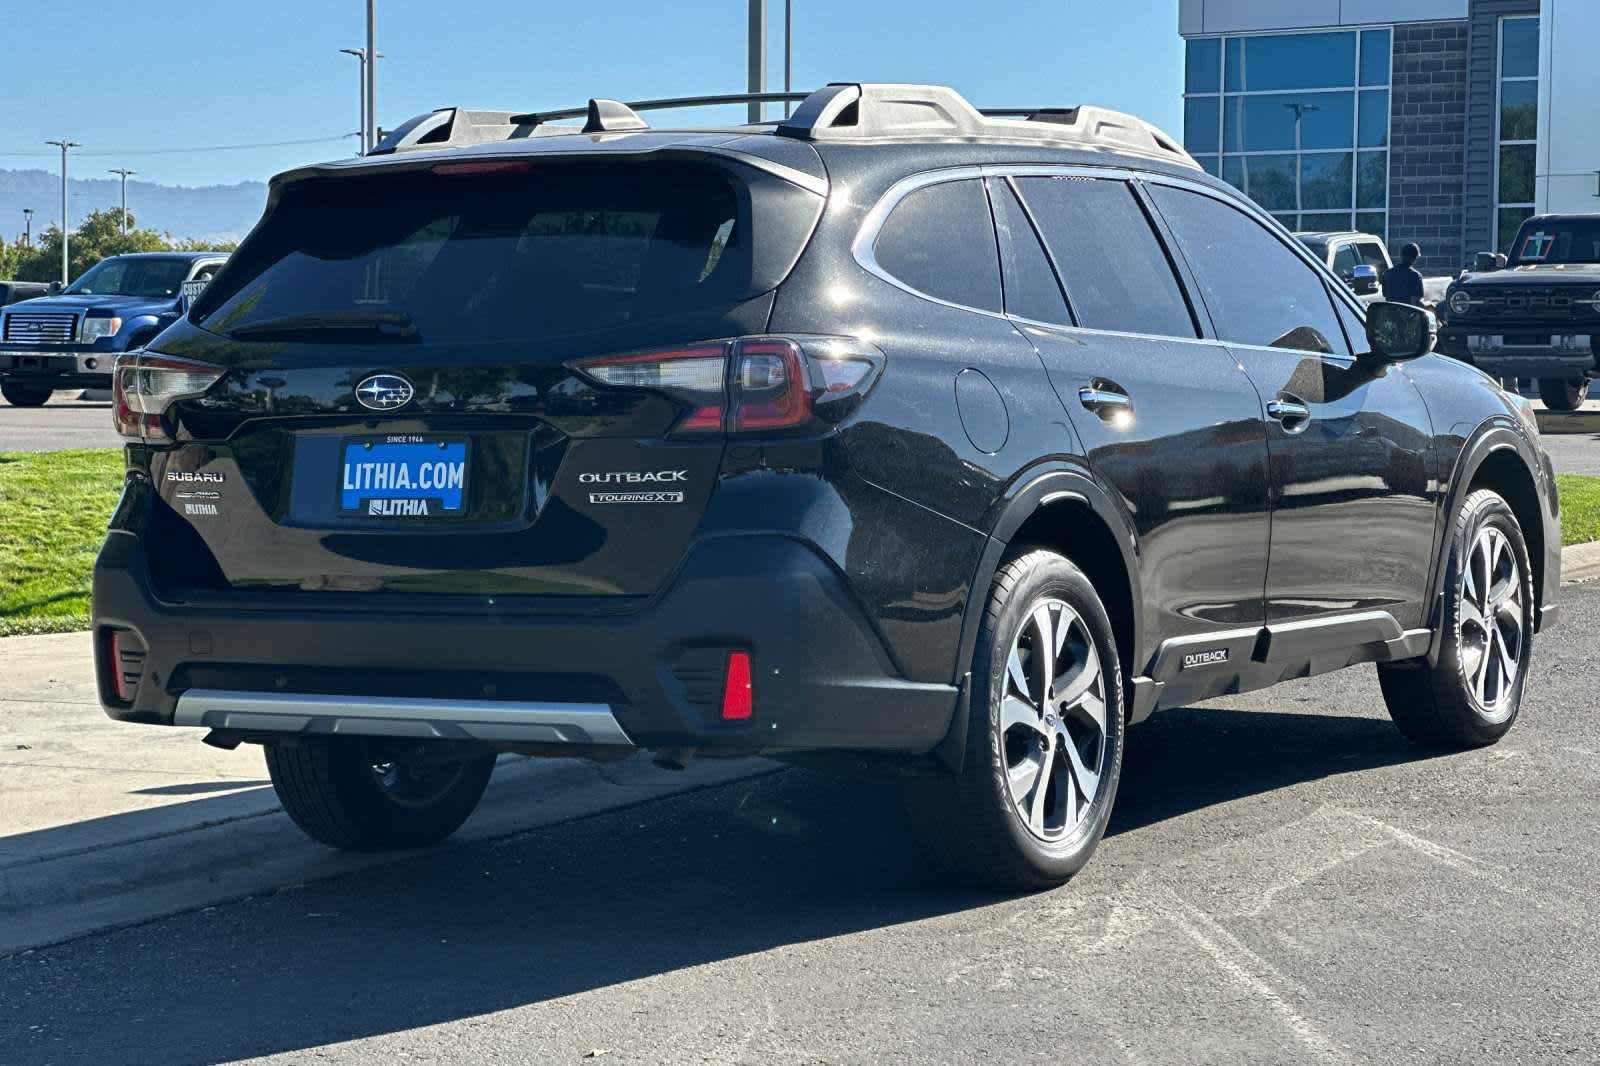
[227,310,419,342]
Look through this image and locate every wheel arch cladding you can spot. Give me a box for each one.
[1467,447,1545,607]
[1002,502,1136,694]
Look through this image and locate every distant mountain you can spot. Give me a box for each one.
[0,169,267,245]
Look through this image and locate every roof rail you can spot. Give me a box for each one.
[369,84,1197,169]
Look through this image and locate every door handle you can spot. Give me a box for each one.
[1079,384,1132,422]
[1266,396,1311,431]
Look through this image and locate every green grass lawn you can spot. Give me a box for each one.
[1557,474,1600,548]
[0,449,123,636]
[0,451,1597,639]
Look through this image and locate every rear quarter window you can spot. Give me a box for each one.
[871,178,1002,313]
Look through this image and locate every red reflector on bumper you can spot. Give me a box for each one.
[721,652,752,720]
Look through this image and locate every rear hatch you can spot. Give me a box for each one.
[139,150,825,601]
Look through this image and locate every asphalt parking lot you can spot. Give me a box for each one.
[2,582,1597,1065]
[0,396,118,452]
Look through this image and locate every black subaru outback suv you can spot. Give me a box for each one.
[94,84,1560,888]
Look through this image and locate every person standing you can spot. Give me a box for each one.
[1381,243,1425,306]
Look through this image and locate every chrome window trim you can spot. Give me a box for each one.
[852,162,1361,362]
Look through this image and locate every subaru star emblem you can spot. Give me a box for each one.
[355,373,414,411]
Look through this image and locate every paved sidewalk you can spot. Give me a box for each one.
[0,632,768,955]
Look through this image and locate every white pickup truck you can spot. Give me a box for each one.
[1294,230,1451,308]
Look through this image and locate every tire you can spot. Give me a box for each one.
[265,737,496,851]
[1536,377,1588,411]
[1,382,51,407]
[1378,489,1534,748]
[907,549,1125,890]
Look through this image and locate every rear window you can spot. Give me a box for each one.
[193,162,752,344]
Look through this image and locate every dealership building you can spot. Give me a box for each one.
[1179,0,1598,268]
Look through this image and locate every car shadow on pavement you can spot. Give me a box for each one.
[1,705,1433,1065]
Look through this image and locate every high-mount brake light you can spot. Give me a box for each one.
[431,160,539,176]
[112,352,225,442]
[569,336,884,438]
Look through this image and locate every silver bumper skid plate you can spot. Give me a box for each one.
[173,689,635,746]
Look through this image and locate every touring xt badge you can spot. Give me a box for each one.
[581,470,688,505]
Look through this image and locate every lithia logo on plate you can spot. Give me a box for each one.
[1182,648,1229,669]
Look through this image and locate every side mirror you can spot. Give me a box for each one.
[47,281,62,296]
[1473,252,1501,273]
[1365,301,1437,361]
[1351,263,1379,295]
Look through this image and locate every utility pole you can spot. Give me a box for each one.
[45,140,79,285]
[109,168,136,233]
[748,0,767,124]
[783,0,793,118]
[21,208,33,247]
[365,0,378,152]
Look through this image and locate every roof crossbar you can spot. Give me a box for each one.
[369,84,1198,169]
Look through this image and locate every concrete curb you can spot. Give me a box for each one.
[1562,540,1600,585]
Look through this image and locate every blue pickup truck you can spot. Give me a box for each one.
[0,251,227,407]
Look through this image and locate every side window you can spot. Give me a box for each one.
[1015,176,1197,338]
[1332,243,1360,280]
[986,177,1069,324]
[873,178,1002,312]
[1331,286,1366,357]
[1148,184,1347,356]
[1356,241,1388,270]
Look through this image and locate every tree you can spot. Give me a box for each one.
[6,208,237,282]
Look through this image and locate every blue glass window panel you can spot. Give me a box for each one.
[1187,39,1222,93]
[1500,18,1539,79]
[1194,154,1220,177]
[1233,32,1357,92]
[1184,97,1221,153]
[1355,211,1387,241]
[1357,151,1387,209]
[1359,29,1391,86]
[1222,156,1247,194]
[1242,155,1298,212]
[1499,144,1535,204]
[1499,79,1537,141]
[1301,153,1354,210]
[1301,212,1354,232]
[1225,92,1355,152]
[1358,90,1389,148]
[1225,38,1244,91]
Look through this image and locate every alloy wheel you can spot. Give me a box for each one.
[1459,525,1524,719]
[1000,598,1108,841]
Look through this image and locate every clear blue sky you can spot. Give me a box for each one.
[2,0,1182,188]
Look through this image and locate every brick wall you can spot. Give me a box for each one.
[1388,20,1470,272]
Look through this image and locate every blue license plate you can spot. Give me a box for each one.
[339,437,469,518]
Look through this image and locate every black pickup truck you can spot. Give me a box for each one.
[1439,214,1600,410]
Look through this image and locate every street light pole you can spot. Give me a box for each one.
[747,0,766,124]
[109,168,136,233]
[365,0,378,152]
[340,48,368,150]
[44,140,79,285]
[22,208,33,247]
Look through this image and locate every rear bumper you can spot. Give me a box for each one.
[0,347,113,388]
[92,530,959,757]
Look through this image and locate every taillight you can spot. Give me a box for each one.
[112,352,225,442]
[569,335,883,437]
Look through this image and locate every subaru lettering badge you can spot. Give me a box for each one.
[354,373,414,412]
